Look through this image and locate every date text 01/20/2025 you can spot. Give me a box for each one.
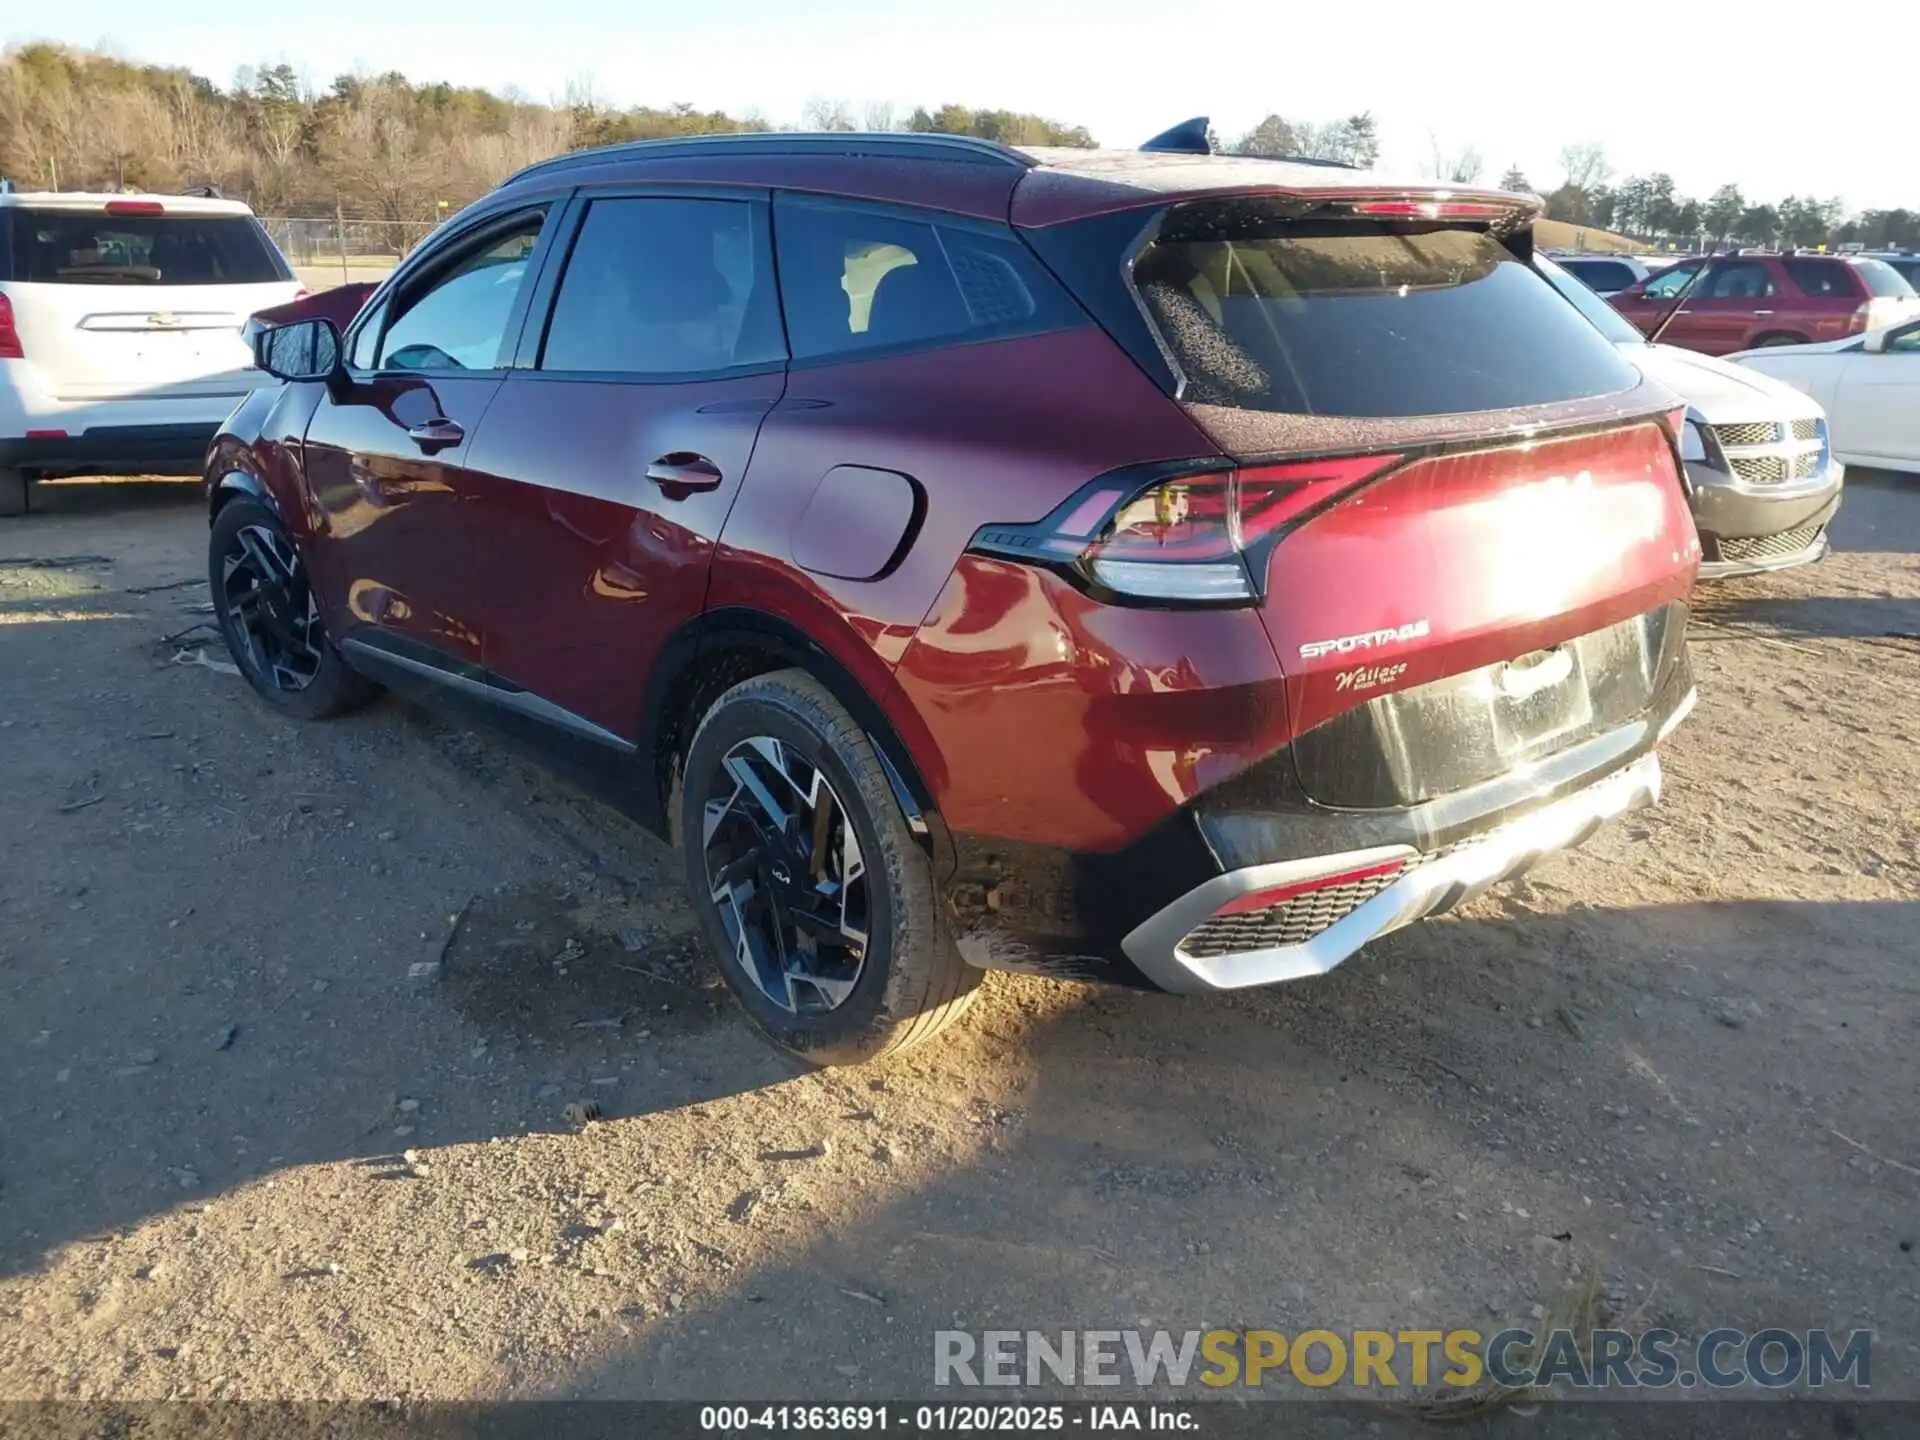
[698,1406,1194,1431]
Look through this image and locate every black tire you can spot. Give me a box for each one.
[0,469,26,518]
[677,669,980,1065]
[208,498,379,720]
[1752,332,1809,348]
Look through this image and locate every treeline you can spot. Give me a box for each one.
[0,45,1095,224]
[7,45,1913,253]
[1527,143,1917,251]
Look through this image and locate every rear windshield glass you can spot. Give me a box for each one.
[1851,258,1916,299]
[1536,256,1645,346]
[1131,211,1640,417]
[6,210,289,285]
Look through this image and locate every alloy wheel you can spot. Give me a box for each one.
[219,524,324,692]
[700,735,871,1014]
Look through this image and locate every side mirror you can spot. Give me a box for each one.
[252,318,344,383]
[1861,328,1892,354]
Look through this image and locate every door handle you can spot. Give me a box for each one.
[1752,310,1774,316]
[407,418,464,454]
[646,453,724,495]
[1675,309,1693,316]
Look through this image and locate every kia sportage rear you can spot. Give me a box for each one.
[216,131,1699,1065]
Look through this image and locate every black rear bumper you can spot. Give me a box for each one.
[942,614,1695,992]
[0,423,220,478]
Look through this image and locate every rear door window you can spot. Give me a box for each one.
[1782,258,1862,297]
[1699,261,1778,298]
[773,195,1082,361]
[5,209,289,285]
[538,197,783,375]
[1128,210,1639,417]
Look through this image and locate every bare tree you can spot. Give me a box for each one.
[801,97,856,132]
[1426,132,1483,185]
[1558,142,1611,192]
[861,100,897,133]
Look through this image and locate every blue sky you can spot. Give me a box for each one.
[10,0,1909,212]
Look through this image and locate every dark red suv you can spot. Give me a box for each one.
[1608,251,1920,354]
[214,131,1700,1064]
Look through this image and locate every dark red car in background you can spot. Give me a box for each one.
[1609,251,1920,354]
[214,129,1699,1064]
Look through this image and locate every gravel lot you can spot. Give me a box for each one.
[1,474,1915,1414]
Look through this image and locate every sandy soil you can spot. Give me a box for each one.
[0,474,1915,1416]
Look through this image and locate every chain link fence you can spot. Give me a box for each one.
[258,214,445,287]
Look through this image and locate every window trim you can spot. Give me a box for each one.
[341,201,563,380]
[512,185,789,385]
[770,190,1091,372]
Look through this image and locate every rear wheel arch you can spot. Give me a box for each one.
[640,608,943,844]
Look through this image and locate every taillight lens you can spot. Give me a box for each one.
[1848,301,1871,335]
[0,294,22,360]
[973,454,1401,605]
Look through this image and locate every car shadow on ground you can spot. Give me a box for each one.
[517,896,1916,1411]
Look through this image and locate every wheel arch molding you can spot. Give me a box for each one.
[206,459,280,524]
[637,606,943,845]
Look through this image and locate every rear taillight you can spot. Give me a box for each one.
[1848,301,1872,335]
[0,295,22,360]
[971,454,1401,605]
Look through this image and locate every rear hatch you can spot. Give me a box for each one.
[2,200,297,400]
[1024,191,1699,806]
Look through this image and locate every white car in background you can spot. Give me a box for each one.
[0,189,300,516]
[1539,255,1844,576]
[1729,320,1920,474]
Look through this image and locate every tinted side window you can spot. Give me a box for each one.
[1700,261,1776,299]
[1641,262,1701,299]
[377,214,545,371]
[539,198,782,375]
[1782,259,1860,298]
[774,196,1081,361]
[1563,259,1633,292]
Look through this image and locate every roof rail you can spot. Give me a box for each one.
[505,131,1036,186]
[1140,117,1212,155]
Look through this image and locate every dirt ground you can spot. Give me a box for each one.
[0,474,1915,1415]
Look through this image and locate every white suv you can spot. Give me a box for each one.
[0,190,300,516]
